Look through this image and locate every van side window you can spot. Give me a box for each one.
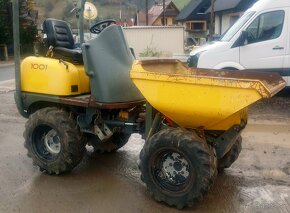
[246,10,284,44]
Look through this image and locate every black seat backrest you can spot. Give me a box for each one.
[43,18,74,49]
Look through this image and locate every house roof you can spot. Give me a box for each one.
[211,0,242,12]
[172,0,192,11]
[116,19,134,27]
[148,2,168,25]
[138,1,180,26]
[175,0,211,22]
[205,0,257,13]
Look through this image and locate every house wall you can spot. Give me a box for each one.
[153,18,163,26]
[123,26,184,57]
[215,12,243,34]
[183,21,207,31]
[153,17,175,26]
[181,21,208,39]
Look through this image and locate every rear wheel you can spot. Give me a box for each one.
[24,107,85,175]
[139,127,217,209]
[218,135,242,172]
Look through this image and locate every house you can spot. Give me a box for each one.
[206,0,258,35]
[172,0,192,11]
[116,19,134,27]
[175,0,211,38]
[137,1,180,26]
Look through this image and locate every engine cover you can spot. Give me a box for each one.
[21,56,90,96]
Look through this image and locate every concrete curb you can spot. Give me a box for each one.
[0,63,14,69]
[0,79,15,92]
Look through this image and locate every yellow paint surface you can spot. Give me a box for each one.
[21,56,90,96]
[130,60,285,130]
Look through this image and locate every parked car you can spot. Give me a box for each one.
[187,0,290,86]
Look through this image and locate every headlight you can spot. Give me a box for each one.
[187,51,204,68]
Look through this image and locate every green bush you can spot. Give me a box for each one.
[139,46,162,57]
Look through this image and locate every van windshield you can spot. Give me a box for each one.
[220,11,255,42]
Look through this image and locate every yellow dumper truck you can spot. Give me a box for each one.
[130,59,285,208]
[12,0,285,209]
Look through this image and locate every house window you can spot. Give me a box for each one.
[246,10,285,44]
[191,22,204,30]
[186,21,206,31]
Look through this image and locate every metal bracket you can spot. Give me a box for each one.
[146,112,162,141]
[94,124,113,141]
[214,125,243,159]
[59,59,69,70]
[77,108,97,129]
[46,45,54,57]
[145,102,153,138]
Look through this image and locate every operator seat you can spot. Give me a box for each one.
[43,18,83,64]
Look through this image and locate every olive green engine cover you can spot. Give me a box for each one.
[82,25,143,103]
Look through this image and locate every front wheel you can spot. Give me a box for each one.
[139,127,217,209]
[24,107,86,175]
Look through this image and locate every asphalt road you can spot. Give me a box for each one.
[0,64,15,81]
[0,80,289,213]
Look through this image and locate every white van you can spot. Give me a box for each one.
[188,0,290,86]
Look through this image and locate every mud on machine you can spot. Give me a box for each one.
[12,0,285,209]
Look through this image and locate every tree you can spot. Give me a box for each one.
[19,0,38,53]
[0,0,37,54]
[0,0,13,46]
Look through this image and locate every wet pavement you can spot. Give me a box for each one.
[0,83,289,213]
[0,64,14,81]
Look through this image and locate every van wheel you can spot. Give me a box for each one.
[222,67,238,70]
[24,107,85,175]
[139,127,217,209]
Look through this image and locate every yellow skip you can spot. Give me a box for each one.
[130,59,285,130]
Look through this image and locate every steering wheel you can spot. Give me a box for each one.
[90,19,117,34]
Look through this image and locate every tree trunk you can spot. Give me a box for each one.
[0,44,8,61]
[209,0,216,41]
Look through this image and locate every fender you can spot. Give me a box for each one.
[213,62,245,70]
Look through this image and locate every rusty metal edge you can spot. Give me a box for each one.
[60,95,145,109]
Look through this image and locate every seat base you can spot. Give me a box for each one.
[54,47,83,64]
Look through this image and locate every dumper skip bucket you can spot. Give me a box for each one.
[130,59,286,130]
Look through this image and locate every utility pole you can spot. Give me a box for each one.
[209,0,216,41]
[163,0,166,26]
[146,0,148,26]
[119,2,122,20]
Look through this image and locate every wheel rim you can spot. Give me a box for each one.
[32,125,62,161]
[44,129,61,154]
[151,149,193,193]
